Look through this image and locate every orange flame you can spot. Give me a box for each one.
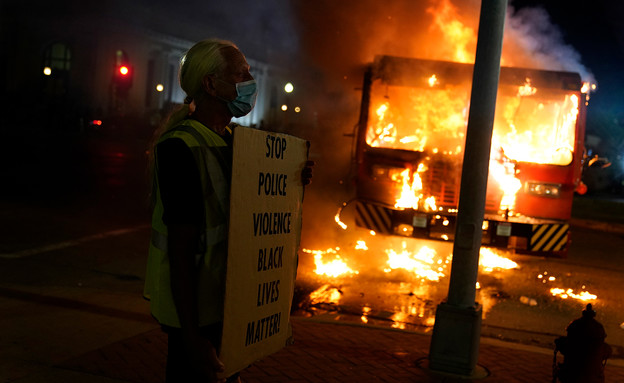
[427,0,476,63]
[384,242,450,281]
[479,247,518,272]
[367,72,580,212]
[309,284,342,305]
[494,84,579,166]
[394,168,421,210]
[303,248,358,277]
[538,271,598,302]
[367,103,397,147]
[488,148,522,213]
[550,288,597,302]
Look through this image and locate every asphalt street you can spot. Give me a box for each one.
[2,133,624,382]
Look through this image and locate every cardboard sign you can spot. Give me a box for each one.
[219,126,308,377]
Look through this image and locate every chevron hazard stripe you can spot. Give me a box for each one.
[530,223,569,252]
[355,201,392,234]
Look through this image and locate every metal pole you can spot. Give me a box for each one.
[428,0,507,376]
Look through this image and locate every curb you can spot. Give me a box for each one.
[570,218,624,235]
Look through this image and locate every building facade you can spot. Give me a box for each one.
[1,2,290,135]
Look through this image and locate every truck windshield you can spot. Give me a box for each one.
[366,78,578,166]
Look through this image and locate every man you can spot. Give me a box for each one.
[144,39,312,382]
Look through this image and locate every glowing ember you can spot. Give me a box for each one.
[428,74,438,87]
[303,248,358,277]
[424,196,437,211]
[384,242,449,281]
[361,306,372,323]
[537,273,557,283]
[517,78,537,97]
[392,321,406,330]
[355,240,368,250]
[335,209,348,230]
[309,284,342,305]
[550,288,597,302]
[479,248,518,272]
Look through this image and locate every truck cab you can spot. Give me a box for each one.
[350,55,588,257]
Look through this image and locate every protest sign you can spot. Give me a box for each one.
[219,126,308,377]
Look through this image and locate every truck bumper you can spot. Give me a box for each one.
[354,200,569,257]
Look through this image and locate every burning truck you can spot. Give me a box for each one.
[344,55,589,257]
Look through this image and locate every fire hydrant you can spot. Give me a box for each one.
[553,304,612,383]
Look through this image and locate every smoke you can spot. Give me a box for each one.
[292,0,482,89]
[292,0,594,92]
[183,0,300,63]
[504,5,595,83]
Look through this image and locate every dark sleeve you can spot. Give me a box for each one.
[156,138,203,226]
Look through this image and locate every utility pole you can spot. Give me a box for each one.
[428,0,507,376]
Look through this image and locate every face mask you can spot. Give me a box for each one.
[225,79,257,117]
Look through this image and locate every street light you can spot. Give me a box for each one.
[284,82,294,93]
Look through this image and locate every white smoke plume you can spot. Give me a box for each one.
[504,5,595,83]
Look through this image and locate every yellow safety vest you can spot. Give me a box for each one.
[144,119,231,328]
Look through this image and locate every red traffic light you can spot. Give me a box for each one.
[114,63,133,95]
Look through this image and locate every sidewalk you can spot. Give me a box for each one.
[55,316,624,383]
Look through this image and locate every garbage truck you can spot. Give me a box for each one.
[346,55,589,257]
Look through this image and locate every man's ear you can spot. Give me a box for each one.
[202,74,217,96]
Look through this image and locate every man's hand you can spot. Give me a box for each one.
[301,160,315,186]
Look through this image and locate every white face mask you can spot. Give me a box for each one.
[221,79,258,117]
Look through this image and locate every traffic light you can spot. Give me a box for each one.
[114,63,133,95]
[118,65,129,76]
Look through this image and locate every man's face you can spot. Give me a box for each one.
[215,46,254,101]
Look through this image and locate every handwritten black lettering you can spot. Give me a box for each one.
[252,212,292,236]
[256,279,280,307]
[257,172,287,196]
[245,312,282,346]
[265,135,287,159]
[257,246,284,272]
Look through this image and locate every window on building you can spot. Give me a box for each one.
[42,42,71,97]
[44,43,71,71]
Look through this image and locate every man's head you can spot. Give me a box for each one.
[179,39,255,118]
